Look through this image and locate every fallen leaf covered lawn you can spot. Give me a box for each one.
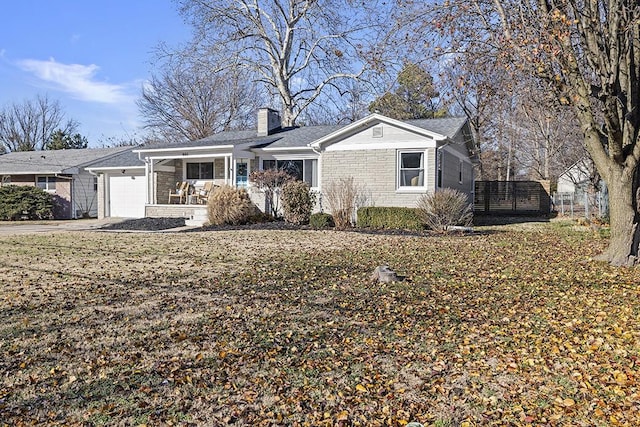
[0,222,639,426]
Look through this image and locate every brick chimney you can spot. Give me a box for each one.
[257,108,281,136]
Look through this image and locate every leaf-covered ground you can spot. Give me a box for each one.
[0,222,638,426]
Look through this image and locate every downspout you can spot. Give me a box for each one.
[311,144,323,211]
[138,152,151,205]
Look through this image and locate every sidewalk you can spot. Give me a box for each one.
[0,218,126,235]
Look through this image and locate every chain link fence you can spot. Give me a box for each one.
[552,190,608,219]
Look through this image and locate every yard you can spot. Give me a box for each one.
[0,222,638,426]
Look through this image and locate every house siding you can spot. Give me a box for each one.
[321,148,436,209]
[439,149,474,200]
[72,172,98,218]
[9,175,36,186]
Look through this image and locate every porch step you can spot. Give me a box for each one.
[185,210,208,227]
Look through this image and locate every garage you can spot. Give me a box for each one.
[108,173,146,218]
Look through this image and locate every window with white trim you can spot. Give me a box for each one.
[459,160,464,184]
[398,151,425,187]
[36,176,56,191]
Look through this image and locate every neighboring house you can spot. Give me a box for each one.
[0,146,132,219]
[555,157,608,217]
[88,109,477,220]
[557,157,602,195]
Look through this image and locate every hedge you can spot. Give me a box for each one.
[309,212,334,229]
[0,185,54,220]
[356,206,423,230]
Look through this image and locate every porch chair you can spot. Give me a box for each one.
[168,181,190,204]
[196,181,217,204]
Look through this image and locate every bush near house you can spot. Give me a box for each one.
[207,185,256,226]
[249,169,293,217]
[323,177,366,229]
[309,212,334,229]
[281,181,317,225]
[0,185,53,220]
[357,206,423,230]
[416,188,473,233]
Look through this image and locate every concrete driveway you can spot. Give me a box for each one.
[0,218,125,236]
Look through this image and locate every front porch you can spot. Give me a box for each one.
[144,189,268,226]
[145,204,209,226]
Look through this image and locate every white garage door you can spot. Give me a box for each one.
[109,174,146,218]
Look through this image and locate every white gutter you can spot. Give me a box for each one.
[133,145,234,154]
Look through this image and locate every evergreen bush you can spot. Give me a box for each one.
[309,212,334,229]
[0,185,54,221]
[281,181,317,225]
[357,206,423,230]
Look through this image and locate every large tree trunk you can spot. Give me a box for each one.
[595,169,640,266]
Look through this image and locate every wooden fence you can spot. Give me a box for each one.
[474,181,551,215]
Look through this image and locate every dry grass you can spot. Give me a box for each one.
[0,224,639,426]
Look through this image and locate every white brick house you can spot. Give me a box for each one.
[87,109,477,219]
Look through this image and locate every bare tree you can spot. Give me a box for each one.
[416,0,640,265]
[514,91,585,181]
[178,0,394,127]
[0,95,78,152]
[441,54,512,179]
[138,57,262,141]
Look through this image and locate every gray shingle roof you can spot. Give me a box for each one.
[0,146,132,175]
[406,117,468,139]
[138,130,260,150]
[84,147,145,169]
[133,115,468,153]
[260,125,343,149]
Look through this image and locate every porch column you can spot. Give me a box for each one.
[149,159,155,204]
[224,156,229,185]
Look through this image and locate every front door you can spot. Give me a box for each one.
[236,162,248,187]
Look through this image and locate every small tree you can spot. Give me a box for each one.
[416,189,472,233]
[0,185,53,220]
[281,181,317,225]
[207,185,256,226]
[249,169,293,217]
[323,177,366,230]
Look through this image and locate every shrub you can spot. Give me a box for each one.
[281,180,317,225]
[357,207,423,230]
[309,212,334,229]
[249,169,293,217]
[323,177,367,230]
[0,185,53,220]
[416,189,473,233]
[207,185,256,226]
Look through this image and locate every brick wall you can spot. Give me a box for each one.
[321,149,436,209]
[156,171,177,204]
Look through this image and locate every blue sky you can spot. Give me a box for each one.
[0,0,191,146]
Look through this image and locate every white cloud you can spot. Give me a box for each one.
[17,58,133,104]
